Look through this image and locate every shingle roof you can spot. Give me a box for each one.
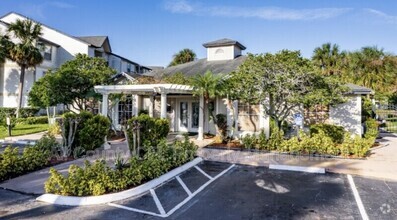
[203,38,246,50]
[345,83,374,95]
[148,56,246,78]
[76,36,108,48]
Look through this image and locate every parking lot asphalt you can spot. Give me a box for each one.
[0,161,396,220]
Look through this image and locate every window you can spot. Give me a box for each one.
[43,45,52,61]
[127,63,132,72]
[118,95,134,124]
[237,102,260,132]
[215,48,224,54]
[94,51,103,57]
[304,105,330,125]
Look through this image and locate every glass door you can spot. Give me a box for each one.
[179,101,189,132]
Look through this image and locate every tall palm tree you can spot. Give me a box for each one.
[7,19,43,117]
[168,48,196,67]
[191,70,225,135]
[312,43,344,76]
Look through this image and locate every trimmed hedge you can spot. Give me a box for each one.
[62,111,110,152]
[0,107,40,118]
[0,140,52,182]
[310,124,345,144]
[45,136,197,196]
[16,116,48,125]
[127,114,170,147]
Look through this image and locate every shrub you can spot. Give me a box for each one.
[310,124,345,144]
[267,126,284,151]
[0,107,17,118]
[48,123,61,136]
[364,118,379,139]
[45,136,197,196]
[78,115,111,151]
[257,130,267,150]
[0,138,52,182]
[127,114,170,147]
[215,114,228,142]
[35,134,59,152]
[340,133,372,158]
[18,107,40,118]
[16,116,48,125]
[241,134,257,149]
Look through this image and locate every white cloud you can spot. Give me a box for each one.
[164,0,194,13]
[163,0,352,21]
[19,1,75,19]
[364,8,397,24]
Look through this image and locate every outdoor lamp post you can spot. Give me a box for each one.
[6,115,11,136]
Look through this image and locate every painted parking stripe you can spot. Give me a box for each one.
[109,163,235,218]
[150,189,166,215]
[108,203,164,217]
[194,165,214,180]
[347,175,369,220]
[166,164,235,217]
[176,176,192,196]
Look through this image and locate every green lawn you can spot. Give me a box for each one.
[0,124,49,139]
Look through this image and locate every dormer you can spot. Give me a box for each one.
[203,38,246,61]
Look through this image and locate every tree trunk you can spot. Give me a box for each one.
[16,66,26,118]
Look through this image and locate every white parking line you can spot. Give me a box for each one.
[194,165,214,180]
[176,176,192,196]
[109,163,235,218]
[347,174,369,220]
[150,189,166,215]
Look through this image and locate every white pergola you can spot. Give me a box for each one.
[94,84,205,140]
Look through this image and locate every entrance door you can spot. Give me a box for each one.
[178,100,200,133]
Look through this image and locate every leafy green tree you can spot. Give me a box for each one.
[230,51,346,128]
[345,47,396,97]
[312,43,345,76]
[168,48,196,67]
[191,71,225,134]
[162,72,192,85]
[7,19,43,117]
[29,54,115,111]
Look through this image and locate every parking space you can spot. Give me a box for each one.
[0,161,396,219]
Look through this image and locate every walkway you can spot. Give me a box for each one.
[197,133,397,181]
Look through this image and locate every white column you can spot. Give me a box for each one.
[198,95,204,140]
[149,96,154,117]
[160,92,167,119]
[101,93,108,117]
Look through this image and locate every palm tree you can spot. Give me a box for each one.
[312,43,344,76]
[7,19,43,117]
[168,48,196,67]
[0,34,12,63]
[191,70,225,135]
[347,46,389,93]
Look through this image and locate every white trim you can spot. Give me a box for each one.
[94,84,193,95]
[347,175,369,220]
[269,164,325,174]
[36,157,203,206]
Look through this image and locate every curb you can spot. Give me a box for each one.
[36,157,203,206]
[269,164,325,174]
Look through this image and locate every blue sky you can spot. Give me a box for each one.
[1,0,397,67]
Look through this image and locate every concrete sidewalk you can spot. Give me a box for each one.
[197,133,397,181]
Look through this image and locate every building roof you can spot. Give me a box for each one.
[345,83,374,95]
[203,38,246,50]
[95,84,193,95]
[77,36,108,48]
[0,12,92,46]
[149,55,246,78]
